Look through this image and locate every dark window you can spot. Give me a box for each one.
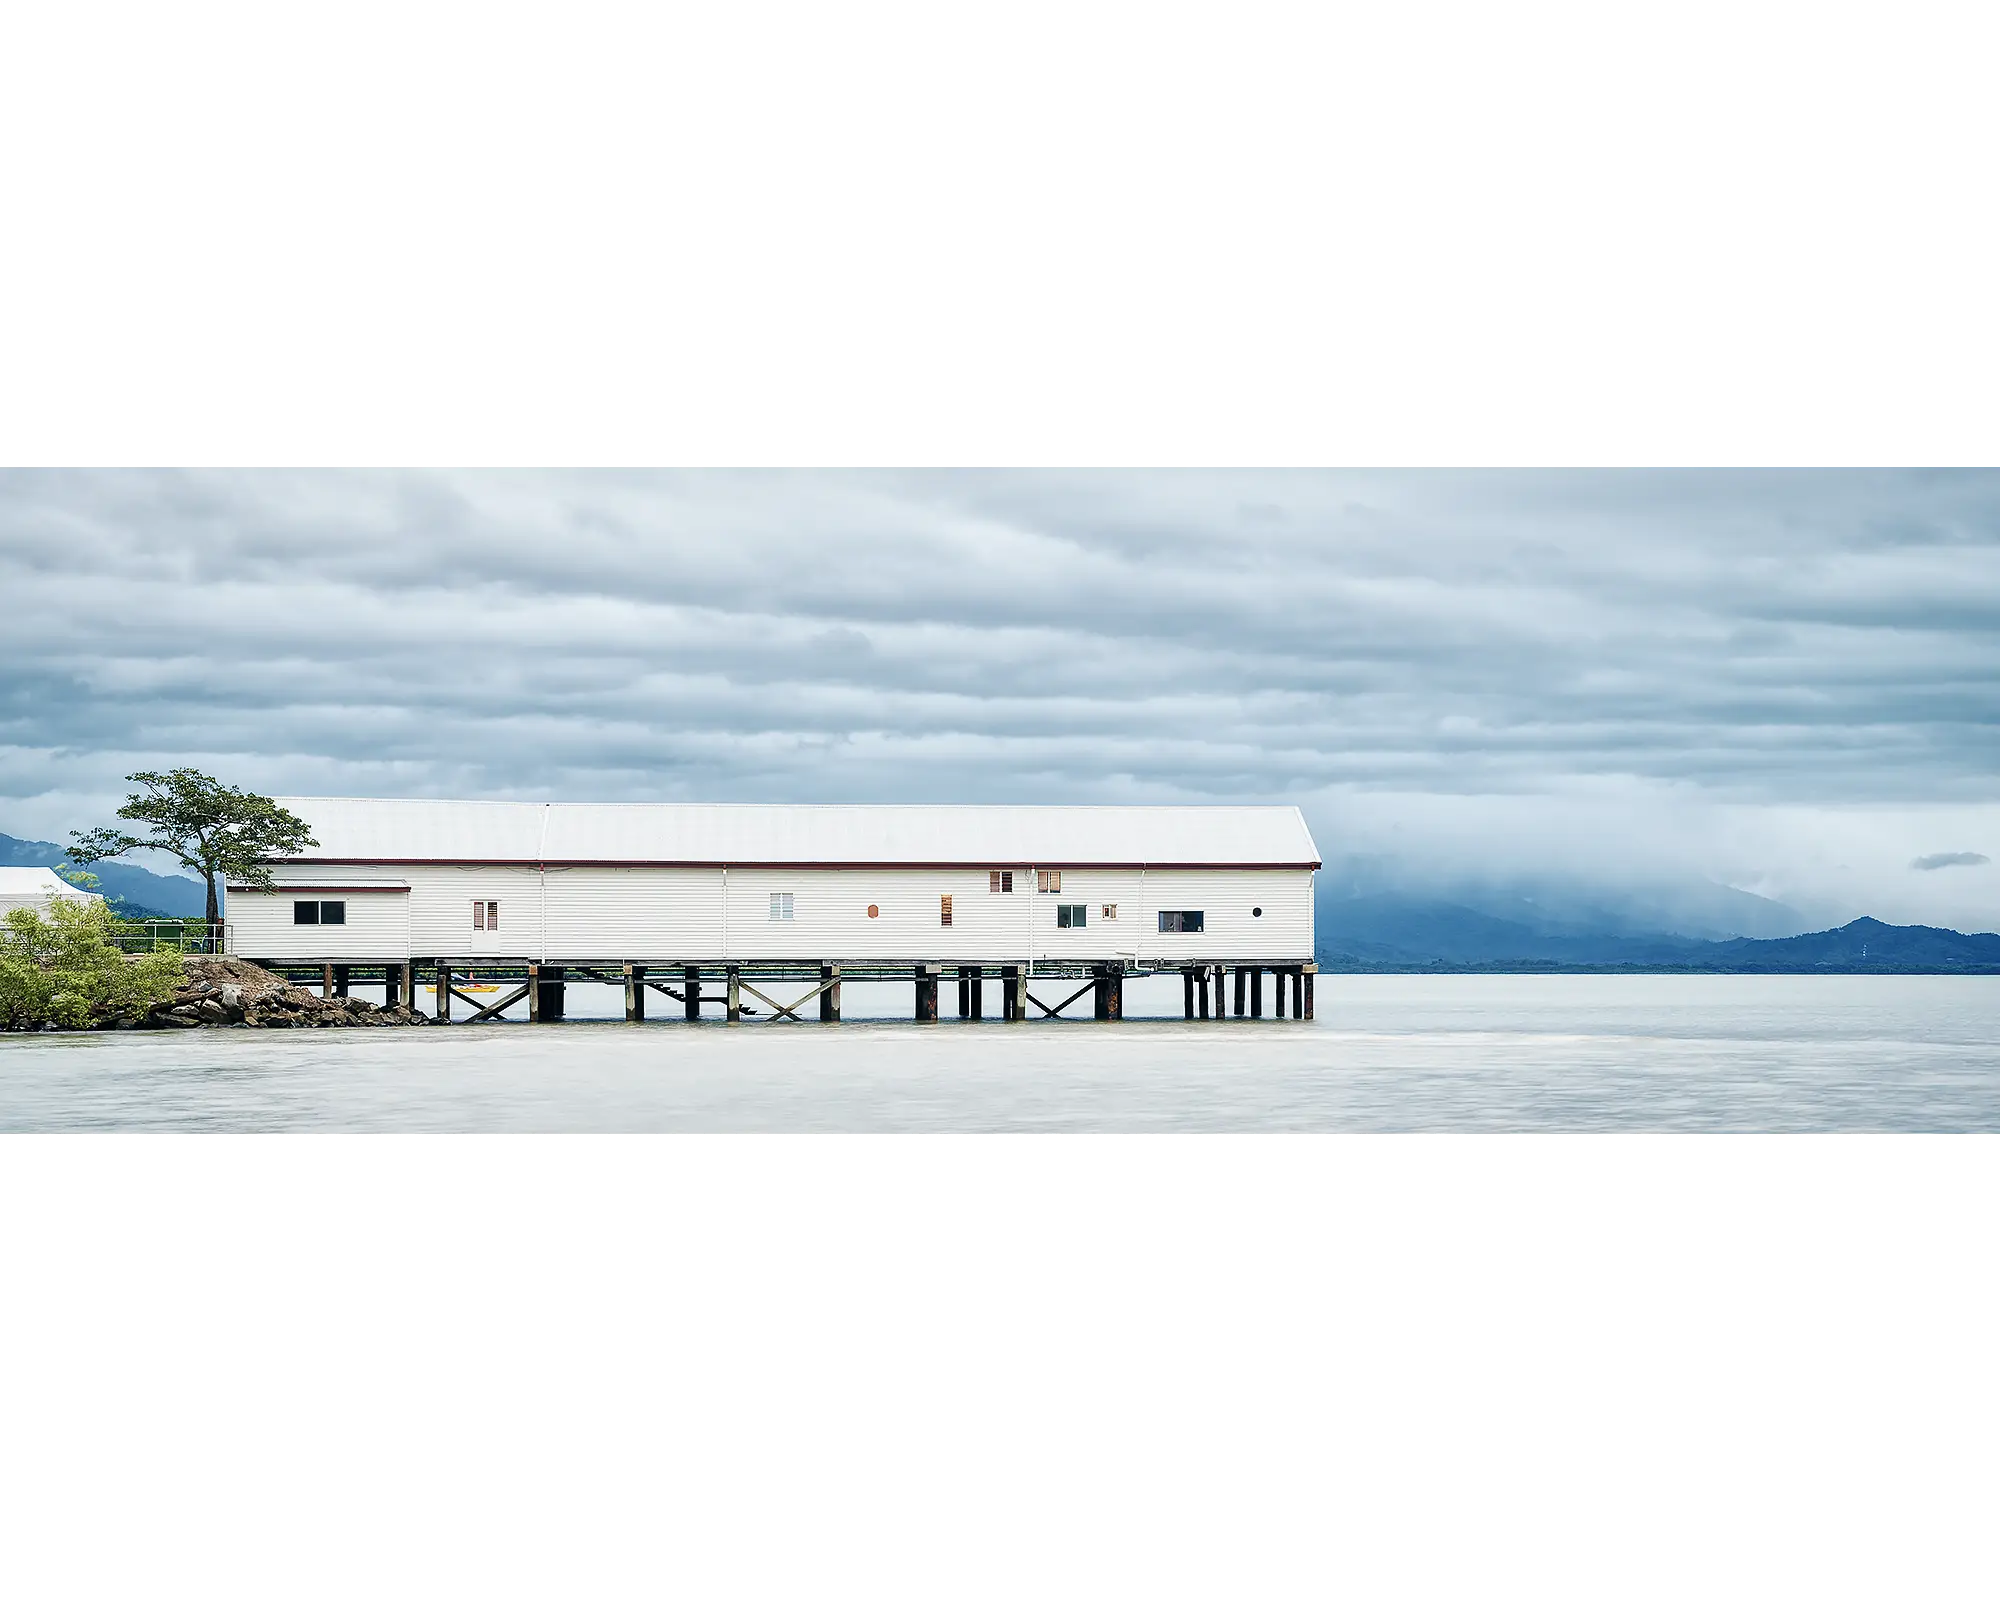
[320,901,346,925]
[1056,903,1086,929]
[1158,910,1205,933]
[293,901,319,925]
[990,870,1013,893]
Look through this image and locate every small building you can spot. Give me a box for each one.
[0,867,104,920]
[223,798,1320,972]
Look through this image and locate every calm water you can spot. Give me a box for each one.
[2,975,1996,1131]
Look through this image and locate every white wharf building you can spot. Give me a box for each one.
[224,799,1321,1022]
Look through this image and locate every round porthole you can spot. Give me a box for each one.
[867,904,879,918]
[1252,907,1263,917]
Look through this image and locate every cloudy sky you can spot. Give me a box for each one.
[3,470,1996,930]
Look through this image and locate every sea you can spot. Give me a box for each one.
[3,973,1997,1131]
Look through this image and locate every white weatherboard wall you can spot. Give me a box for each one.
[229,865,1313,964]
[225,799,1321,966]
[225,887,411,961]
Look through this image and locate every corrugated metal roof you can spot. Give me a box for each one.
[270,798,1321,868]
[0,867,100,899]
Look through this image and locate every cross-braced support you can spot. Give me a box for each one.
[1027,978,1097,1019]
[736,972,843,1023]
[460,983,531,1023]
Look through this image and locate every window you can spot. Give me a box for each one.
[320,901,345,925]
[1158,910,1205,933]
[940,894,953,927]
[473,900,499,930]
[1056,903,1086,929]
[1037,870,1062,893]
[294,901,318,925]
[769,892,795,922]
[293,901,346,926]
[1101,904,1118,920]
[990,870,1013,894]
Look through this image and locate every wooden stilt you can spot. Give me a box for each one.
[1183,968,1195,1019]
[726,965,741,1024]
[820,963,841,1022]
[1233,965,1245,1017]
[1106,966,1123,1021]
[1212,963,1224,1019]
[322,963,335,998]
[1197,966,1210,1020]
[528,964,541,1023]
[915,964,939,1023]
[625,962,646,1022]
[1303,965,1315,1021]
[436,962,452,1023]
[535,965,566,1022]
[684,965,701,1022]
[1003,965,1024,1022]
[957,968,970,1018]
[1250,966,1264,1018]
[383,963,403,1008]
[1292,965,1304,1020]
[969,965,983,1020]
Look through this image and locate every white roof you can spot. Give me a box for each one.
[271,798,1321,868]
[0,867,101,900]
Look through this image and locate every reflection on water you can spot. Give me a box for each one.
[3,975,1997,1132]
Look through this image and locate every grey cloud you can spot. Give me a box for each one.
[2,470,1999,916]
[1911,852,1990,870]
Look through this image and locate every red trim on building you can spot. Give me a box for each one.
[228,885,411,893]
[272,858,1322,871]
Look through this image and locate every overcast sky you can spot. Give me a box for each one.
[3,469,1996,929]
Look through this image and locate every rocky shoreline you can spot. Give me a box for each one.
[12,955,433,1033]
[142,956,432,1029]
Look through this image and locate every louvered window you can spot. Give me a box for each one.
[989,870,1013,893]
[769,892,795,922]
[940,894,953,926]
[1037,870,1062,893]
[472,899,499,931]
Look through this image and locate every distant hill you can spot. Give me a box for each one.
[1317,896,2000,973]
[1694,917,2000,973]
[0,832,208,919]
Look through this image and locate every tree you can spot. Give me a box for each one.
[0,895,183,1029]
[70,769,317,946]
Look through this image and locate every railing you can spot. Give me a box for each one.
[105,920,220,954]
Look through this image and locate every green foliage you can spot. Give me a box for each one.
[69,768,317,931]
[54,863,101,891]
[0,895,184,1029]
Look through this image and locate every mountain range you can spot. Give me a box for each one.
[1315,893,2000,972]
